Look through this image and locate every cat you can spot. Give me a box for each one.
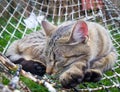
[41,20,118,88]
[6,20,118,88]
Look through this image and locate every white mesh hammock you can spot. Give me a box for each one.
[0,0,120,91]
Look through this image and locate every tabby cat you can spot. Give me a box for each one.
[6,20,117,88]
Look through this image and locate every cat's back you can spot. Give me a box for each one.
[6,30,46,61]
[86,22,113,57]
[18,30,46,49]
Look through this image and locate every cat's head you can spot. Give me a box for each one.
[41,20,90,75]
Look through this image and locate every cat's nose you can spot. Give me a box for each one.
[46,66,53,75]
[46,66,56,75]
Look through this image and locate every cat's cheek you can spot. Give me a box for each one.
[54,60,67,72]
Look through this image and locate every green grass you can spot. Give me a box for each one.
[0,72,48,92]
[0,16,41,52]
[0,75,10,85]
[20,76,48,92]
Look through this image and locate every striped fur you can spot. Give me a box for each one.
[6,20,118,88]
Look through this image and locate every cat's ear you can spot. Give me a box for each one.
[70,21,89,44]
[41,21,57,37]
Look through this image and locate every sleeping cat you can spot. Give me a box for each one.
[6,20,117,88]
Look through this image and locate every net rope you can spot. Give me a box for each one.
[0,0,120,91]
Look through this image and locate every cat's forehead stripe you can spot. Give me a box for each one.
[47,23,74,57]
[51,23,74,41]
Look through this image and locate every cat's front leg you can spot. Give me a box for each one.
[84,50,117,82]
[59,61,86,88]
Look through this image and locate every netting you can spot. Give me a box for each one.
[0,0,120,91]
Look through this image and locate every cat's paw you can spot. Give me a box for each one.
[59,68,84,88]
[19,59,46,76]
[84,69,102,82]
[33,62,46,76]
